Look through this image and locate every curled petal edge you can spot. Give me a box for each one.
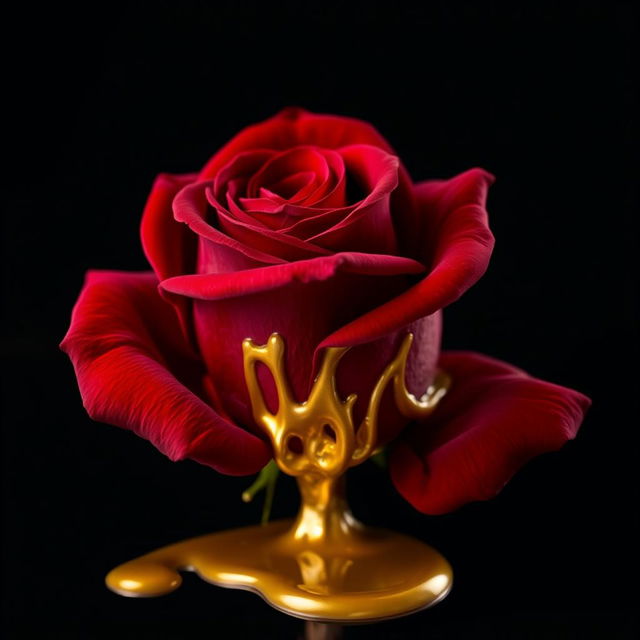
[320,168,496,349]
[60,270,271,475]
[389,350,591,514]
[161,252,425,301]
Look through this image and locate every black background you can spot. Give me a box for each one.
[2,2,638,638]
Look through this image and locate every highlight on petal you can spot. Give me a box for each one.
[320,168,496,349]
[60,270,271,475]
[389,351,591,514]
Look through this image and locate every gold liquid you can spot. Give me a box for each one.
[106,333,453,622]
[105,512,452,622]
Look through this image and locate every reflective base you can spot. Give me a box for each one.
[106,518,452,623]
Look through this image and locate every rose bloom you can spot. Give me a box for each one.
[61,108,590,514]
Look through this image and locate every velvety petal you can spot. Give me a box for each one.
[246,147,329,198]
[228,190,286,226]
[267,171,315,199]
[198,108,399,179]
[213,147,345,227]
[160,255,432,441]
[414,168,496,268]
[199,108,417,249]
[306,149,346,208]
[60,270,271,475]
[309,145,399,254]
[242,147,346,212]
[332,312,443,447]
[239,144,400,251]
[277,201,357,240]
[214,201,333,261]
[176,180,332,264]
[213,149,275,204]
[140,172,198,281]
[255,172,316,205]
[173,181,286,266]
[140,173,199,342]
[389,351,591,514]
[161,252,425,300]
[319,168,495,349]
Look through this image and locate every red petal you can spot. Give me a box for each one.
[198,108,398,179]
[163,261,429,441]
[201,109,416,252]
[389,351,591,514]
[320,168,495,349]
[308,145,399,254]
[60,271,271,475]
[161,252,425,300]
[213,149,275,203]
[140,172,198,281]
[173,181,286,266]
[213,200,333,261]
[139,172,199,343]
[246,147,329,199]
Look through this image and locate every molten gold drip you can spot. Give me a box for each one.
[106,333,453,622]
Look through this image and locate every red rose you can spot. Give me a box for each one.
[61,108,590,513]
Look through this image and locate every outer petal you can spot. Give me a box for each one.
[140,172,198,281]
[319,168,496,349]
[140,172,199,343]
[389,351,591,514]
[198,107,398,178]
[60,270,271,475]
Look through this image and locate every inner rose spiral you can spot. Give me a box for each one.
[202,144,399,255]
[61,108,590,514]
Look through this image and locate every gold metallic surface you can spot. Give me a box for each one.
[106,333,453,622]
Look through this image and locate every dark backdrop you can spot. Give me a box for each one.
[3,2,637,638]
